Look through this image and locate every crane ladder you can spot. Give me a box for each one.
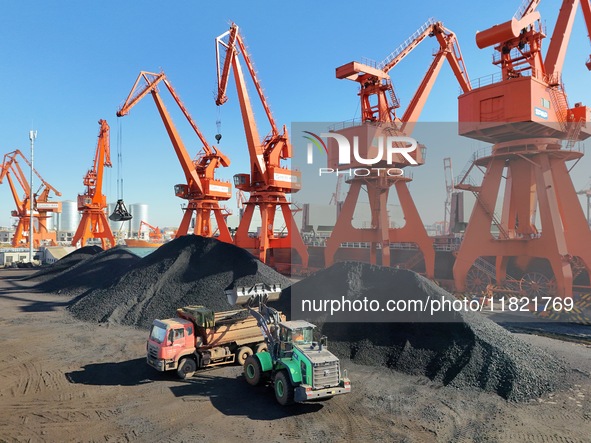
[548,84,569,132]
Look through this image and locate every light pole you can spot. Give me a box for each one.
[29,130,37,263]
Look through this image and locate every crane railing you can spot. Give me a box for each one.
[514,0,540,19]
[378,18,436,71]
[360,56,378,69]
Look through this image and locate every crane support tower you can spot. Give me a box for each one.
[454,0,591,298]
[0,149,62,248]
[215,23,309,269]
[117,71,232,242]
[325,19,471,275]
[72,120,117,249]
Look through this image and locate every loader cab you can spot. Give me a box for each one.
[278,320,315,355]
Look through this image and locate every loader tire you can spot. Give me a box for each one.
[274,371,295,406]
[235,346,253,366]
[244,355,263,386]
[177,357,196,379]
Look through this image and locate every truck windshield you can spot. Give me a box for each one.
[292,327,313,344]
[150,324,167,344]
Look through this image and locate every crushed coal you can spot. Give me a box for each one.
[68,235,292,329]
[37,247,141,296]
[277,262,567,401]
[50,240,566,401]
[26,246,103,282]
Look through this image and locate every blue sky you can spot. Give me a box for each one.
[1,1,591,229]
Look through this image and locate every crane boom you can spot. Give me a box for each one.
[582,0,591,69]
[216,24,279,136]
[216,37,265,179]
[379,18,437,72]
[402,24,471,131]
[542,0,591,74]
[336,19,471,126]
[119,72,203,194]
[545,0,581,78]
[514,0,541,18]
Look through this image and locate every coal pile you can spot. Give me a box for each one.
[278,262,566,401]
[37,247,142,296]
[68,235,292,329]
[26,246,103,282]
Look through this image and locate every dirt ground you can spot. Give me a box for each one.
[0,269,590,443]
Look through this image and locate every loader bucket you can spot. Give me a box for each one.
[226,283,282,306]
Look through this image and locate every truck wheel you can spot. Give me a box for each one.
[255,342,268,354]
[244,355,263,386]
[235,346,253,366]
[274,371,295,406]
[177,357,196,379]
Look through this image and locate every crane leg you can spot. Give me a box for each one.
[234,202,257,254]
[72,211,115,249]
[277,199,309,268]
[454,148,591,299]
[324,181,362,267]
[212,205,233,243]
[176,207,194,238]
[393,181,435,278]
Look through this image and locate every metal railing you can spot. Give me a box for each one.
[468,72,502,89]
[378,18,436,70]
[360,57,378,69]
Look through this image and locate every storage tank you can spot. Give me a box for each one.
[51,212,58,231]
[59,200,78,232]
[130,203,148,234]
[108,202,131,234]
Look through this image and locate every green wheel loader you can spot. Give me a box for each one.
[226,284,351,406]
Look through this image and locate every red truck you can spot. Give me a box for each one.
[146,305,274,378]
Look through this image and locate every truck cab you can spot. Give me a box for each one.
[147,318,196,373]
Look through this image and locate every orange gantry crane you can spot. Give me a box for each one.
[0,149,62,247]
[324,19,471,276]
[454,0,591,298]
[72,120,117,249]
[215,23,309,267]
[117,71,232,242]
